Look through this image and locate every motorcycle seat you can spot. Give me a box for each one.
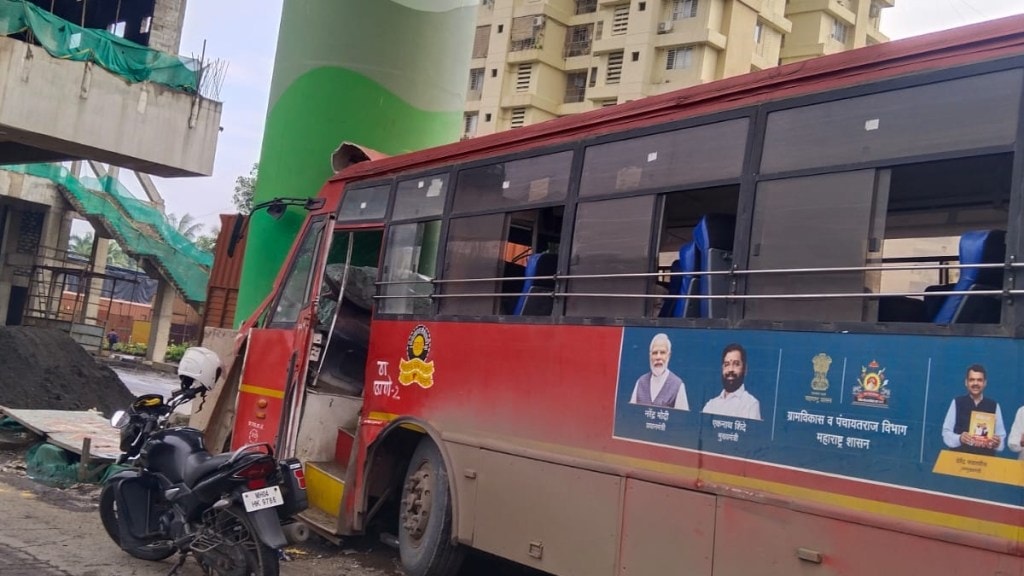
[183,452,234,487]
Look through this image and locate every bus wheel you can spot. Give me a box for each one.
[399,439,465,576]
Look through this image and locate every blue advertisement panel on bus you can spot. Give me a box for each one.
[613,328,1024,508]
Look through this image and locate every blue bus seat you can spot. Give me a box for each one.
[679,241,701,318]
[933,229,1005,324]
[693,214,736,318]
[513,253,558,315]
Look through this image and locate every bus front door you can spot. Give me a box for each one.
[233,216,330,453]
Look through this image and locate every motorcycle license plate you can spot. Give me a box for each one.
[242,485,284,512]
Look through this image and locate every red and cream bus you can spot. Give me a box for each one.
[231,15,1024,576]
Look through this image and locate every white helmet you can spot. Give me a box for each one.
[177,347,223,391]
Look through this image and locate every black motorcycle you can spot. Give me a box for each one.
[99,369,307,576]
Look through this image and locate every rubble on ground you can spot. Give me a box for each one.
[0,327,135,417]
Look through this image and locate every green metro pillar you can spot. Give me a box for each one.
[236,0,477,325]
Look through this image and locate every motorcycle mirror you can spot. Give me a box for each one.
[110,410,129,429]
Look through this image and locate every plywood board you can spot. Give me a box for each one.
[0,407,120,461]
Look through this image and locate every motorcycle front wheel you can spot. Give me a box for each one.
[195,505,280,576]
[98,483,176,561]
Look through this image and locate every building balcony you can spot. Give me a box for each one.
[557,101,592,115]
[866,25,889,45]
[654,28,727,51]
[0,36,220,177]
[586,83,620,102]
[592,33,627,54]
[786,0,856,25]
[508,47,545,63]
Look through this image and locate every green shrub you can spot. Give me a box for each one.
[164,342,193,363]
[113,341,147,357]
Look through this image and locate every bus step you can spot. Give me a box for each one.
[335,427,355,463]
[297,507,341,544]
[305,460,347,529]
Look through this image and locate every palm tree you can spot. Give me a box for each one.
[195,227,220,252]
[106,241,136,268]
[167,213,204,241]
[68,232,94,257]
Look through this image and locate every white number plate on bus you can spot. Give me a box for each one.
[242,485,283,512]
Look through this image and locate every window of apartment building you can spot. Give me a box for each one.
[671,0,698,21]
[140,16,152,34]
[666,46,693,70]
[754,21,764,45]
[611,4,630,36]
[830,18,849,44]
[463,113,479,139]
[511,15,545,51]
[468,68,484,100]
[575,0,598,14]
[482,0,494,9]
[473,25,491,59]
[510,108,527,128]
[565,71,588,103]
[564,24,594,58]
[606,51,624,84]
[868,1,883,28]
[107,21,126,37]
[515,63,533,93]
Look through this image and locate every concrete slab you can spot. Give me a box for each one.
[0,407,120,461]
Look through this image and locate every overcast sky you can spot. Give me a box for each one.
[130,0,1024,236]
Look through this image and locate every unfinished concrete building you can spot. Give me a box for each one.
[0,0,221,361]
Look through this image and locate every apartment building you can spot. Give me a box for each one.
[464,0,892,136]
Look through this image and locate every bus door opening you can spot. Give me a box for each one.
[293,228,383,464]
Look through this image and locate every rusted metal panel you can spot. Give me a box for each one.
[470,449,621,576]
[618,479,716,576]
[1,407,120,461]
[202,214,245,329]
[712,497,1024,576]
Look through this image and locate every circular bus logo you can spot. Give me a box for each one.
[406,325,431,361]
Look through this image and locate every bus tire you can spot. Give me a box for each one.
[398,438,465,576]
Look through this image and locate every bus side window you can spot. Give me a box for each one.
[567,196,655,318]
[745,170,880,323]
[656,186,740,319]
[379,221,441,315]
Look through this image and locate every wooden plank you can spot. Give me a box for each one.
[0,407,120,461]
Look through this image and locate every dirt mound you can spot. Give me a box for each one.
[0,327,135,417]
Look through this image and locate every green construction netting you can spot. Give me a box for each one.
[25,442,110,487]
[0,0,198,91]
[4,163,211,304]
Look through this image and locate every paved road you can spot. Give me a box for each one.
[0,464,401,575]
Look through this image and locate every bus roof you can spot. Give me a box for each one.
[337,13,1024,184]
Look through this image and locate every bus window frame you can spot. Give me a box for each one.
[337,180,394,224]
[375,168,455,319]
[730,57,1024,337]
[266,215,330,329]
[432,144,578,322]
[367,56,1024,338]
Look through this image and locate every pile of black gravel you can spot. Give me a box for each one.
[0,327,134,417]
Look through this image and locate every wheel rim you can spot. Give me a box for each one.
[401,462,434,542]
[199,508,260,576]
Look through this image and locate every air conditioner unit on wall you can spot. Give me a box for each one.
[533,15,545,27]
[658,21,673,34]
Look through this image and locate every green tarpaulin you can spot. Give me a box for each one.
[0,0,198,91]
